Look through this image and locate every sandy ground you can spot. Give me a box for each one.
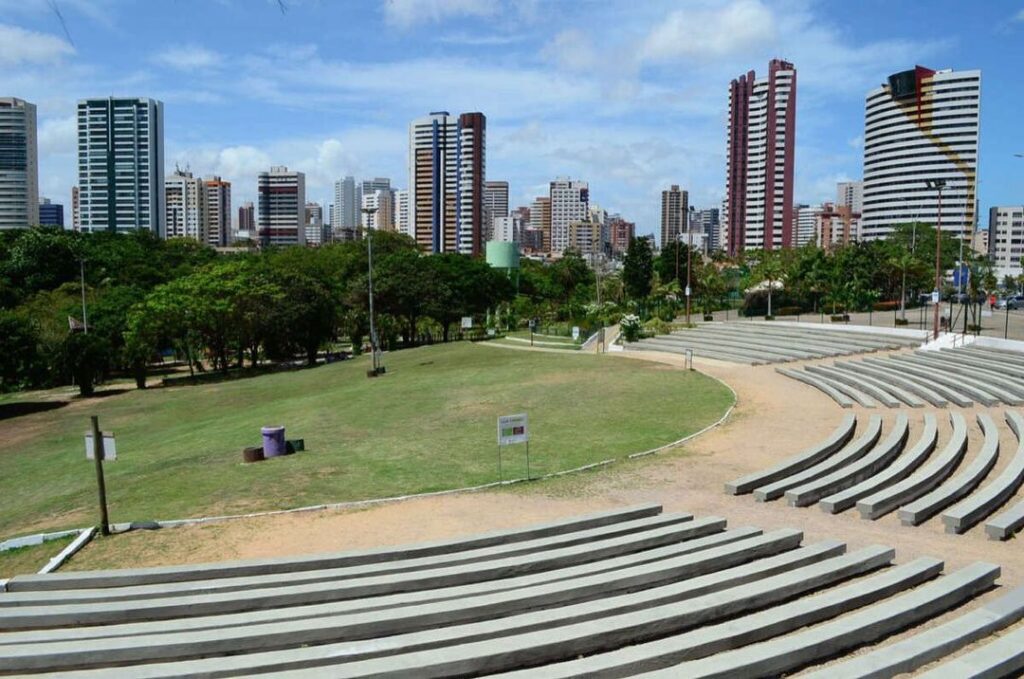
[69,346,1024,593]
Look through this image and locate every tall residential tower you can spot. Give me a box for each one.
[861,66,981,240]
[0,98,38,229]
[725,59,797,254]
[76,97,164,235]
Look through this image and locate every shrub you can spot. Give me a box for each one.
[655,305,677,323]
[643,318,672,337]
[620,314,643,343]
[895,318,909,326]
[776,306,802,317]
[873,300,899,312]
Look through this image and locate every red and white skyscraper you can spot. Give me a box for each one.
[725,59,797,254]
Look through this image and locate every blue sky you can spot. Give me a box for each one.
[1,0,1022,238]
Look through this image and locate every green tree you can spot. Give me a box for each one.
[61,331,111,397]
[622,237,654,301]
[0,311,44,391]
[751,249,785,317]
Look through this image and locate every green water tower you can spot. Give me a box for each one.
[486,241,520,289]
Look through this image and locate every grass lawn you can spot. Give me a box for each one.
[0,343,732,537]
[0,536,74,579]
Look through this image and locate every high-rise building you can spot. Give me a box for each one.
[203,176,231,247]
[71,186,80,230]
[660,185,688,246]
[691,208,721,252]
[609,217,635,256]
[361,190,394,231]
[164,169,206,241]
[333,176,360,230]
[257,166,305,247]
[76,97,164,235]
[816,203,860,250]
[793,204,818,247]
[836,181,863,213]
[492,215,525,243]
[549,178,588,253]
[304,202,325,246]
[725,59,797,253]
[408,111,486,254]
[861,67,981,240]
[530,196,552,253]
[238,201,254,231]
[395,189,410,236]
[38,198,63,227]
[483,179,509,240]
[0,97,38,229]
[988,206,1024,277]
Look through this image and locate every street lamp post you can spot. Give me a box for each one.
[685,228,693,325]
[925,179,947,340]
[361,206,383,377]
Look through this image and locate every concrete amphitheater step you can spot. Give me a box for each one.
[785,415,910,508]
[625,340,763,365]
[960,345,1024,367]
[805,365,903,408]
[939,347,1024,377]
[712,323,921,349]
[491,555,942,679]
[942,411,1024,535]
[915,617,1024,678]
[827,363,926,407]
[638,561,999,679]
[669,328,864,358]
[909,352,1024,400]
[1,512,700,607]
[644,335,806,362]
[820,413,938,514]
[833,360,947,407]
[0,517,731,629]
[890,355,1023,406]
[803,584,1024,679]
[986,501,1024,541]
[661,331,823,360]
[886,355,1010,406]
[753,416,884,502]
[241,545,896,679]
[860,358,975,407]
[43,543,895,679]
[0,528,769,648]
[725,414,857,495]
[898,413,1001,527]
[797,368,883,409]
[857,412,969,520]
[4,504,664,593]
[0,530,813,672]
[775,368,866,408]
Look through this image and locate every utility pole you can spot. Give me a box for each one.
[79,259,88,333]
[361,207,383,376]
[90,416,110,536]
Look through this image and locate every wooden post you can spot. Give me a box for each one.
[91,416,110,536]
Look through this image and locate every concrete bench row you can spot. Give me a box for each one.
[728,412,1024,540]
[625,322,920,365]
[1,507,1016,677]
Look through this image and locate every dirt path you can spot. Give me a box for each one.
[68,350,1024,590]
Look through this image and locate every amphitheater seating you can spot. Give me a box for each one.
[730,412,1024,542]
[1,504,1018,678]
[625,321,924,365]
[781,344,1024,409]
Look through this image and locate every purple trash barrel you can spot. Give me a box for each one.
[261,426,286,458]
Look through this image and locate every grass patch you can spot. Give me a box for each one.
[0,343,732,536]
[0,536,74,579]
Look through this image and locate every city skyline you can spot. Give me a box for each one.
[0,1,1021,241]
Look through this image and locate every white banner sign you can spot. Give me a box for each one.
[497,413,529,446]
[461,316,473,329]
[571,326,580,340]
[84,432,117,461]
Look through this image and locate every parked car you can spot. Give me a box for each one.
[996,295,1024,310]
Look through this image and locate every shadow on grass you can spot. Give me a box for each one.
[0,401,69,421]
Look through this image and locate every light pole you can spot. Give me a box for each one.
[361,206,383,377]
[925,178,947,340]
[79,258,89,333]
[685,227,693,325]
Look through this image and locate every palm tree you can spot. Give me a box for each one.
[752,249,785,318]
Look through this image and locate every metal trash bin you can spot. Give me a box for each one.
[261,426,286,458]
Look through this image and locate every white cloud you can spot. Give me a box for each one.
[383,0,499,28]
[0,23,74,65]
[437,32,526,46]
[1014,8,1024,22]
[542,30,601,72]
[640,0,776,63]
[152,45,224,70]
[37,115,77,154]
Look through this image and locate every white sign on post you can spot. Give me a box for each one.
[461,316,473,329]
[84,432,117,461]
[497,413,529,446]
[931,290,940,304]
[571,326,580,341]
